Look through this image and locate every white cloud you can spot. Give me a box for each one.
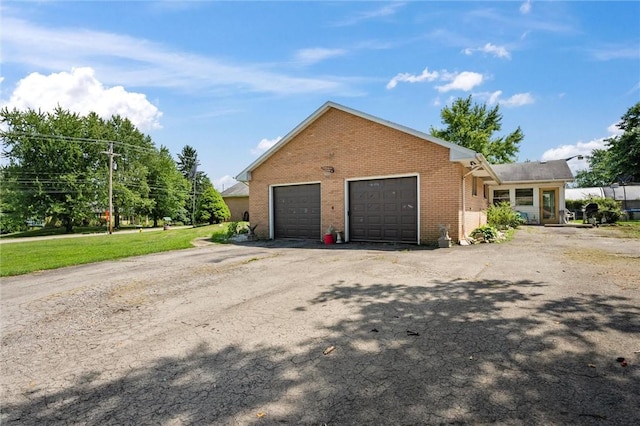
[436,71,484,93]
[541,139,605,174]
[213,175,238,192]
[2,67,162,131]
[541,122,622,174]
[463,43,511,59]
[520,1,532,15]
[295,48,347,65]
[500,92,535,107]
[334,2,405,26]
[386,67,439,89]
[478,91,534,107]
[0,15,346,96]
[251,136,282,155]
[607,121,624,136]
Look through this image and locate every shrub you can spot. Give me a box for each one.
[471,225,499,243]
[565,199,584,213]
[226,221,239,238]
[487,202,524,230]
[586,197,622,224]
[226,221,249,238]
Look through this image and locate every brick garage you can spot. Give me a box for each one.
[236,102,498,245]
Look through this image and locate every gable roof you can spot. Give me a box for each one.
[491,160,574,183]
[236,101,496,182]
[220,182,249,197]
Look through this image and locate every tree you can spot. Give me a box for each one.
[177,145,202,225]
[146,146,190,227]
[430,95,523,164]
[177,145,199,180]
[1,107,104,233]
[575,102,640,187]
[105,115,155,228]
[196,186,230,225]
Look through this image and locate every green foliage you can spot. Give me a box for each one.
[576,102,640,187]
[574,148,616,187]
[565,199,584,212]
[470,225,499,242]
[487,202,524,230]
[585,197,622,224]
[147,146,190,227]
[0,107,209,233]
[196,186,230,225]
[430,95,523,164]
[225,221,249,238]
[1,108,105,233]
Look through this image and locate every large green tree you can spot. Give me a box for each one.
[1,107,105,232]
[430,95,523,164]
[105,115,155,228]
[146,146,190,227]
[576,102,640,187]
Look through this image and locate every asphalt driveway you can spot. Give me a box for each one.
[1,226,639,425]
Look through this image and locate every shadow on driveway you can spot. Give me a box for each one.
[3,278,638,424]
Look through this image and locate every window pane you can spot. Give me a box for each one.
[515,188,533,206]
[493,189,510,205]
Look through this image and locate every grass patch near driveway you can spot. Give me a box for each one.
[606,220,640,239]
[0,224,227,277]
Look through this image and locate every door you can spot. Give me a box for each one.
[540,188,558,225]
[349,176,418,243]
[273,184,321,239]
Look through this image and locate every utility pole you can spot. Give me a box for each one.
[102,143,120,234]
[191,163,197,227]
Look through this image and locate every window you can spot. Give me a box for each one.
[493,189,510,205]
[472,176,478,196]
[483,184,488,199]
[515,188,534,206]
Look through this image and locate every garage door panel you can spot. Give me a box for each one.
[349,177,417,243]
[274,184,321,240]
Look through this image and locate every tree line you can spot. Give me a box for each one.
[0,107,230,234]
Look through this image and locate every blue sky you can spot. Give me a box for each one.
[1,1,639,189]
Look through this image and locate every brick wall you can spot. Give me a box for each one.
[223,197,249,222]
[248,107,486,244]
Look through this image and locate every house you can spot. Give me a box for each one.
[236,101,501,245]
[220,182,250,222]
[236,102,575,244]
[487,160,574,225]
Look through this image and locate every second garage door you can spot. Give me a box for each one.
[273,184,321,240]
[349,177,418,243]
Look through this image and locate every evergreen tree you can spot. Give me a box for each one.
[196,186,230,225]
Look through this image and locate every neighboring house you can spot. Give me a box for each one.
[487,161,575,225]
[220,182,250,222]
[236,102,575,244]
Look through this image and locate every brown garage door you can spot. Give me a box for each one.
[349,177,417,243]
[273,184,321,240]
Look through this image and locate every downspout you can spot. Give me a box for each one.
[461,166,482,245]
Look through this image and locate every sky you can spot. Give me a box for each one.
[1,1,639,190]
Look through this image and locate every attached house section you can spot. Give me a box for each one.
[488,160,574,224]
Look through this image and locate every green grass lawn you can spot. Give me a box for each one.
[608,220,640,238]
[0,224,227,277]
